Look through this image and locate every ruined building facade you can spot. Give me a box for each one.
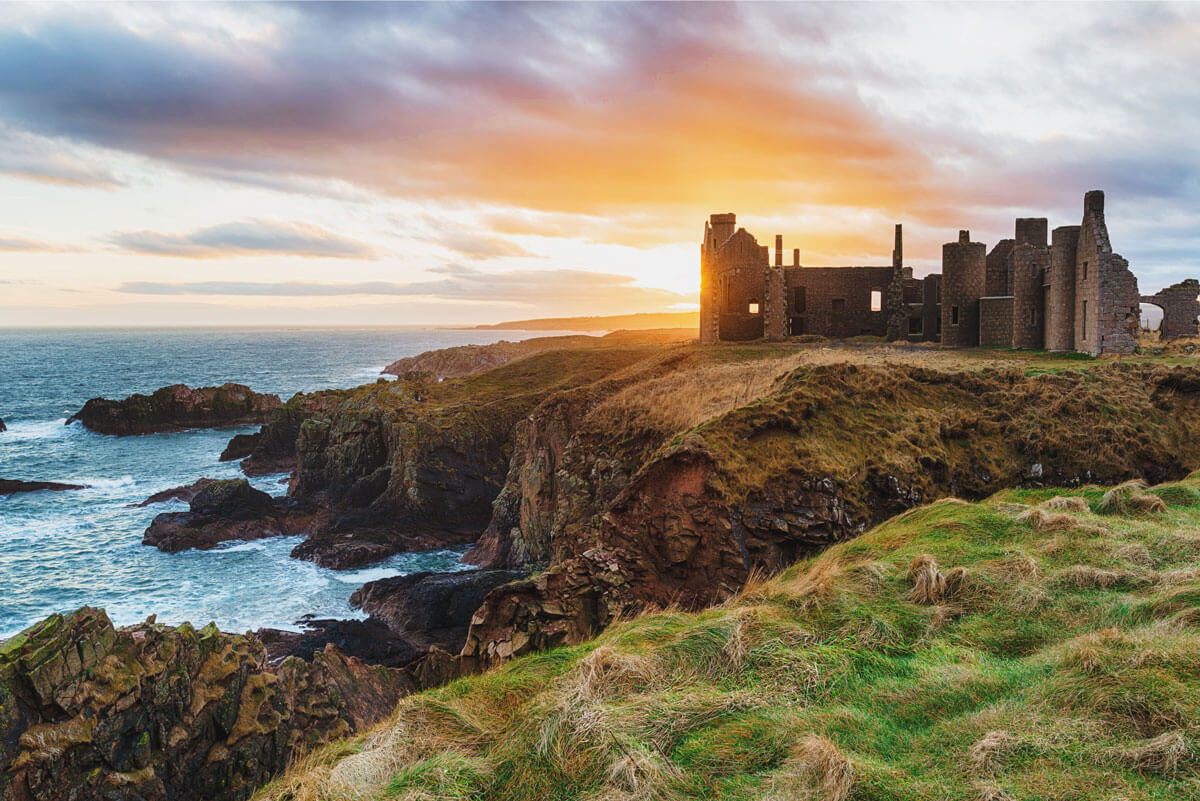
[700,190,1199,355]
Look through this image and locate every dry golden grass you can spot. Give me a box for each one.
[769,735,855,801]
[1097,480,1169,516]
[1054,565,1150,590]
[1040,495,1090,514]
[1118,730,1191,776]
[907,554,967,605]
[587,352,808,438]
[969,730,1016,775]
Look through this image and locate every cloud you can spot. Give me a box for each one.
[114,265,692,312]
[0,3,1199,286]
[0,125,121,187]
[0,234,71,252]
[110,220,376,259]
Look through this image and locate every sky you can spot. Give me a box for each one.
[0,1,1199,327]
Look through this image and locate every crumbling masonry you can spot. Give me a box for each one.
[700,190,1199,355]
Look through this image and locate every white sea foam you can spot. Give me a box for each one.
[0,418,74,442]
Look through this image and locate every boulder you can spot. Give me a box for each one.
[0,607,411,801]
[0,416,6,432]
[0,479,87,495]
[142,479,317,552]
[219,432,261,462]
[66,383,282,436]
[135,478,218,507]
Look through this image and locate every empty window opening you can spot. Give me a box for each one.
[793,286,806,313]
[951,305,960,325]
[748,300,760,315]
[832,298,846,314]
[908,317,922,335]
[1083,261,1089,280]
[870,290,883,312]
[1081,300,1088,340]
[1030,308,1037,326]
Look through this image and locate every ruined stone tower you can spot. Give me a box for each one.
[1074,191,1139,355]
[1010,218,1049,350]
[941,230,986,347]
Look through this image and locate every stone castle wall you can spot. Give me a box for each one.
[979,297,1014,346]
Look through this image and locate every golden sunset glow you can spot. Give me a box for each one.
[0,2,1198,325]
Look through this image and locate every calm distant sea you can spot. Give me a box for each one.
[0,327,558,639]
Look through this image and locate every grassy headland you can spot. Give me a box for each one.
[258,472,1200,801]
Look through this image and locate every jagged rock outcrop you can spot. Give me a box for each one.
[349,569,525,653]
[0,417,6,433]
[0,607,410,801]
[240,390,348,476]
[66,384,281,436]
[219,433,261,462]
[143,479,316,553]
[0,479,87,495]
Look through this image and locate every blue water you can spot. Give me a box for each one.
[0,327,553,639]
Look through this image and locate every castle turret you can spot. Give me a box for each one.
[941,230,986,347]
[1045,225,1080,351]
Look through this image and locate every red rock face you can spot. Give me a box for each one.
[0,608,411,801]
[66,383,282,436]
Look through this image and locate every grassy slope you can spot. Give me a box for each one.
[259,474,1200,801]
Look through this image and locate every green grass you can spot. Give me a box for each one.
[258,473,1200,801]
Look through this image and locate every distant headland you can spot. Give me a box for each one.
[463,311,698,331]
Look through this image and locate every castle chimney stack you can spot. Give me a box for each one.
[893,224,903,270]
[775,235,782,268]
[959,230,971,244]
[793,248,800,268]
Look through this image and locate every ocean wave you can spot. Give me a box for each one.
[0,418,76,442]
[76,475,136,490]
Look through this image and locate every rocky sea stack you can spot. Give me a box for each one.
[142,478,315,552]
[66,383,282,436]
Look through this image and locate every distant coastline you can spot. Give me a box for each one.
[461,311,699,331]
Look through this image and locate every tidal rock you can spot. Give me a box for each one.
[142,479,316,552]
[290,528,476,570]
[219,432,261,462]
[66,383,282,436]
[0,607,410,801]
[135,477,218,507]
[349,569,526,652]
[0,416,6,432]
[0,479,87,495]
[256,618,423,668]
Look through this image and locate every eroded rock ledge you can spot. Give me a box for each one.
[0,608,409,801]
[67,383,282,436]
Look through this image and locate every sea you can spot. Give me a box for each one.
[0,327,557,640]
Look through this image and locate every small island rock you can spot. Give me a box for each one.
[67,382,282,435]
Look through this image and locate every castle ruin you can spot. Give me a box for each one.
[700,190,1199,355]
